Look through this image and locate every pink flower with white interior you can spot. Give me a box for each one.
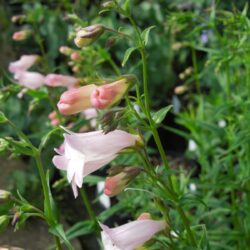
[52,129,140,197]
[9,55,39,74]
[57,77,133,115]
[14,71,45,89]
[44,74,79,88]
[100,219,166,250]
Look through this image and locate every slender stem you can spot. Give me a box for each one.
[34,153,53,220]
[79,187,100,234]
[128,14,197,247]
[55,236,63,250]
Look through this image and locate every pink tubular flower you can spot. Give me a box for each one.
[57,77,133,115]
[44,74,79,88]
[100,219,166,250]
[52,129,140,198]
[14,71,45,89]
[57,84,96,115]
[9,55,39,74]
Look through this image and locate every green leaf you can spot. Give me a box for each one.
[84,175,105,185]
[123,0,131,14]
[152,105,172,124]
[4,137,34,156]
[49,224,74,250]
[0,112,8,124]
[122,47,137,67]
[39,127,62,151]
[0,215,10,233]
[45,171,58,223]
[66,221,95,240]
[141,26,156,46]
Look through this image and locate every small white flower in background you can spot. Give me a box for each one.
[188,139,197,151]
[97,181,111,209]
[189,183,197,192]
[218,120,226,128]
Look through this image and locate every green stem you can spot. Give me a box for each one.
[79,187,100,234]
[55,236,63,250]
[34,153,53,220]
[128,14,197,247]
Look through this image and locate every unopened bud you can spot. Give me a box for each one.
[12,30,32,41]
[11,15,26,23]
[102,1,116,9]
[104,166,141,197]
[74,24,105,48]
[59,46,73,56]
[137,212,152,220]
[174,85,188,95]
[184,66,193,76]
[70,52,81,61]
[11,212,20,226]
[0,190,11,201]
[172,42,183,50]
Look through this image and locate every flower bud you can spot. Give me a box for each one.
[174,85,188,95]
[70,52,81,61]
[74,24,105,48]
[59,46,73,55]
[0,190,11,201]
[137,212,152,220]
[104,166,141,197]
[12,30,32,41]
[102,1,116,9]
[48,111,60,126]
[11,15,26,23]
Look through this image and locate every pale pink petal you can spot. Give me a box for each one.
[52,155,68,170]
[100,220,166,250]
[15,71,45,89]
[9,55,39,74]
[45,74,78,88]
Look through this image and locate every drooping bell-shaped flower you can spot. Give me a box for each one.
[100,219,166,250]
[14,71,45,89]
[9,55,39,74]
[52,129,140,197]
[44,74,79,88]
[57,77,134,115]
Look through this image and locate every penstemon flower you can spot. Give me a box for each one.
[52,129,141,197]
[9,55,39,74]
[14,71,45,89]
[44,74,79,88]
[100,219,166,250]
[57,77,133,115]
